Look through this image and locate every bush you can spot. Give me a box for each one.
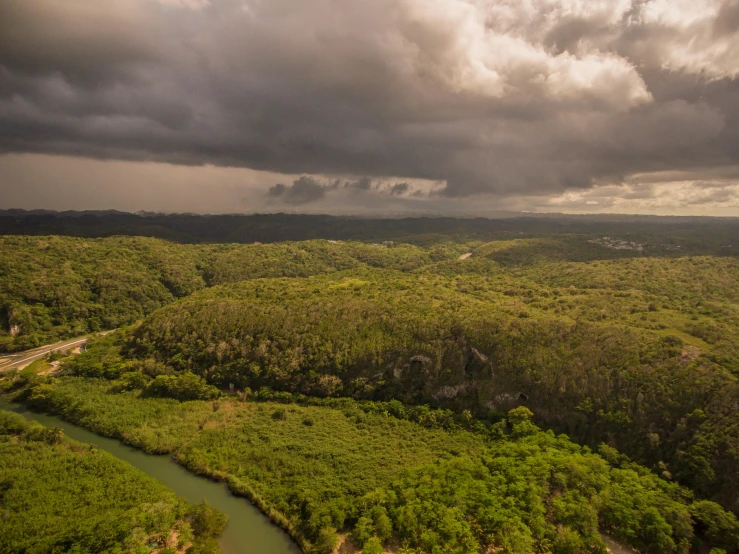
[113,371,152,391]
[145,373,221,401]
[313,527,338,554]
[189,500,228,539]
[363,537,384,554]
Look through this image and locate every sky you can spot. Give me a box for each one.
[1,0,739,216]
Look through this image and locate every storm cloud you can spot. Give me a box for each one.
[268,176,333,205]
[1,0,739,211]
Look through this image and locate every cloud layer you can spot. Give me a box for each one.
[1,0,739,211]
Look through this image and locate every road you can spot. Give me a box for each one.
[0,336,89,372]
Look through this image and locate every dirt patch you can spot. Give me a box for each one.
[681,345,700,362]
[602,534,639,554]
[335,533,360,554]
[152,526,191,554]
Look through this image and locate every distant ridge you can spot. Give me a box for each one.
[1,208,736,221]
[0,209,737,248]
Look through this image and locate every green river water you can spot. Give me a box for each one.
[0,396,301,554]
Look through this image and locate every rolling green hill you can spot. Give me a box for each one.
[2,221,739,553]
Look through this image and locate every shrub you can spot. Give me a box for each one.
[189,500,228,539]
[145,373,221,401]
[113,371,151,391]
[313,527,338,554]
[363,537,384,554]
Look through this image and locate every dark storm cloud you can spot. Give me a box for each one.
[268,175,425,206]
[390,183,410,196]
[345,177,373,192]
[267,176,329,205]
[2,0,739,203]
[0,1,160,87]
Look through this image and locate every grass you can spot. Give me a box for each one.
[20,359,52,375]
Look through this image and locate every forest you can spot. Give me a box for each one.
[1,213,739,553]
[1,211,738,252]
[0,409,226,553]
[0,235,465,351]
[3,368,738,554]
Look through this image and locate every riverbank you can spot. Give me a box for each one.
[0,404,219,553]
[7,374,735,554]
[0,395,301,554]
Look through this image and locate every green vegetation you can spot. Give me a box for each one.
[6,375,739,554]
[0,236,461,352]
[3,213,738,353]
[122,255,739,509]
[2,211,738,254]
[0,409,226,553]
[18,358,52,376]
[2,215,739,553]
[0,236,215,351]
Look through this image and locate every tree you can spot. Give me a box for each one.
[353,516,374,546]
[363,537,384,554]
[313,527,338,554]
[371,506,393,542]
[189,501,228,539]
[45,427,64,445]
[186,538,220,554]
[690,501,739,553]
[507,406,533,425]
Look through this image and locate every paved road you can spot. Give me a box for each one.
[0,336,89,372]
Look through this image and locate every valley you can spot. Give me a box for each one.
[1,214,739,554]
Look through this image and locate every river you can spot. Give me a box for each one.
[0,396,301,554]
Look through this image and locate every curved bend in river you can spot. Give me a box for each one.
[0,396,300,554]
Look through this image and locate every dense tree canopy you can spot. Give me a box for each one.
[123,258,739,509]
[2,217,739,553]
[0,409,226,553]
[6,374,739,554]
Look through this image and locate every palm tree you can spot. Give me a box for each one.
[46,427,64,445]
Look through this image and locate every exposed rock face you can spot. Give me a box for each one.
[487,392,518,411]
[464,347,491,378]
[3,307,23,338]
[409,355,433,367]
[391,355,433,379]
[433,384,470,400]
[471,348,488,363]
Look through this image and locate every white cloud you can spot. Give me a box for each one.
[537,178,739,214]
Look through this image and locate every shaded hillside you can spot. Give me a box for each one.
[1,211,738,255]
[124,263,739,510]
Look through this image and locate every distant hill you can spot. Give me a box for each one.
[1,210,738,248]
